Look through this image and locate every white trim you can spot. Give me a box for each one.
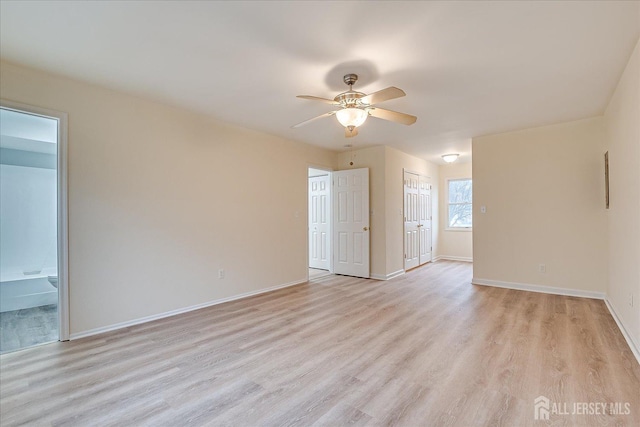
[403,168,431,180]
[604,298,640,365]
[471,277,606,300]
[371,269,405,281]
[70,278,308,340]
[307,163,334,173]
[0,99,70,341]
[445,177,472,230]
[435,256,473,263]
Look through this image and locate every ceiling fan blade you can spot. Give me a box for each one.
[296,95,339,105]
[345,127,359,138]
[291,111,336,128]
[360,87,406,105]
[368,107,417,125]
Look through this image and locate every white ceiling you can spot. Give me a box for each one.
[1,1,638,164]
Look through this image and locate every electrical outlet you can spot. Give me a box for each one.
[218,269,225,279]
[539,264,546,274]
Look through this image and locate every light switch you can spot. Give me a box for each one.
[480,206,487,214]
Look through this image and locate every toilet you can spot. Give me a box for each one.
[47,276,58,289]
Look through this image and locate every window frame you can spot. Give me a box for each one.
[446,177,473,231]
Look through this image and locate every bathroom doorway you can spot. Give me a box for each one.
[0,101,69,353]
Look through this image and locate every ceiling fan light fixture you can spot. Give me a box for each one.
[336,108,368,128]
[294,73,415,137]
[442,154,459,163]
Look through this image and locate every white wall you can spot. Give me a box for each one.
[604,37,640,351]
[0,61,337,335]
[0,164,57,281]
[438,162,473,261]
[472,117,607,295]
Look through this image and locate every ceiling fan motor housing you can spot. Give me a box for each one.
[337,74,367,108]
[343,73,359,86]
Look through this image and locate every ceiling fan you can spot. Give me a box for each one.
[292,73,417,138]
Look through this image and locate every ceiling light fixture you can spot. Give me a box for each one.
[293,73,416,139]
[335,107,368,128]
[442,154,459,163]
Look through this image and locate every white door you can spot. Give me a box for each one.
[333,168,370,278]
[419,176,432,265]
[404,171,420,270]
[309,174,330,270]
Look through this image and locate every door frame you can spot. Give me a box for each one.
[307,165,333,279]
[1,99,70,341]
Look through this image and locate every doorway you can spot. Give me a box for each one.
[0,101,69,353]
[308,166,371,280]
[308,167,332,280]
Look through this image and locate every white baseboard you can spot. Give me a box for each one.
[70,278,308,340]
[604,298,640,365]
[371,269,405,281]
[471,277,606,300]
[434,256,473,263]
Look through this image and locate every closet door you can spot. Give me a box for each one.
[419,176,432,265]
[404,171,420,270]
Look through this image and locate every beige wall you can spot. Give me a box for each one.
[438,162,473,261]
[472,117,607,294]
[604,38,640,349]
[1,61,337,335]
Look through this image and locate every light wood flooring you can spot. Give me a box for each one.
[309,268,331,280]
[1,261,639,426]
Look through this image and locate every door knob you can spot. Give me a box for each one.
[363,227,369,231]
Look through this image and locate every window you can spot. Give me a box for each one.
[447,178,472,229]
